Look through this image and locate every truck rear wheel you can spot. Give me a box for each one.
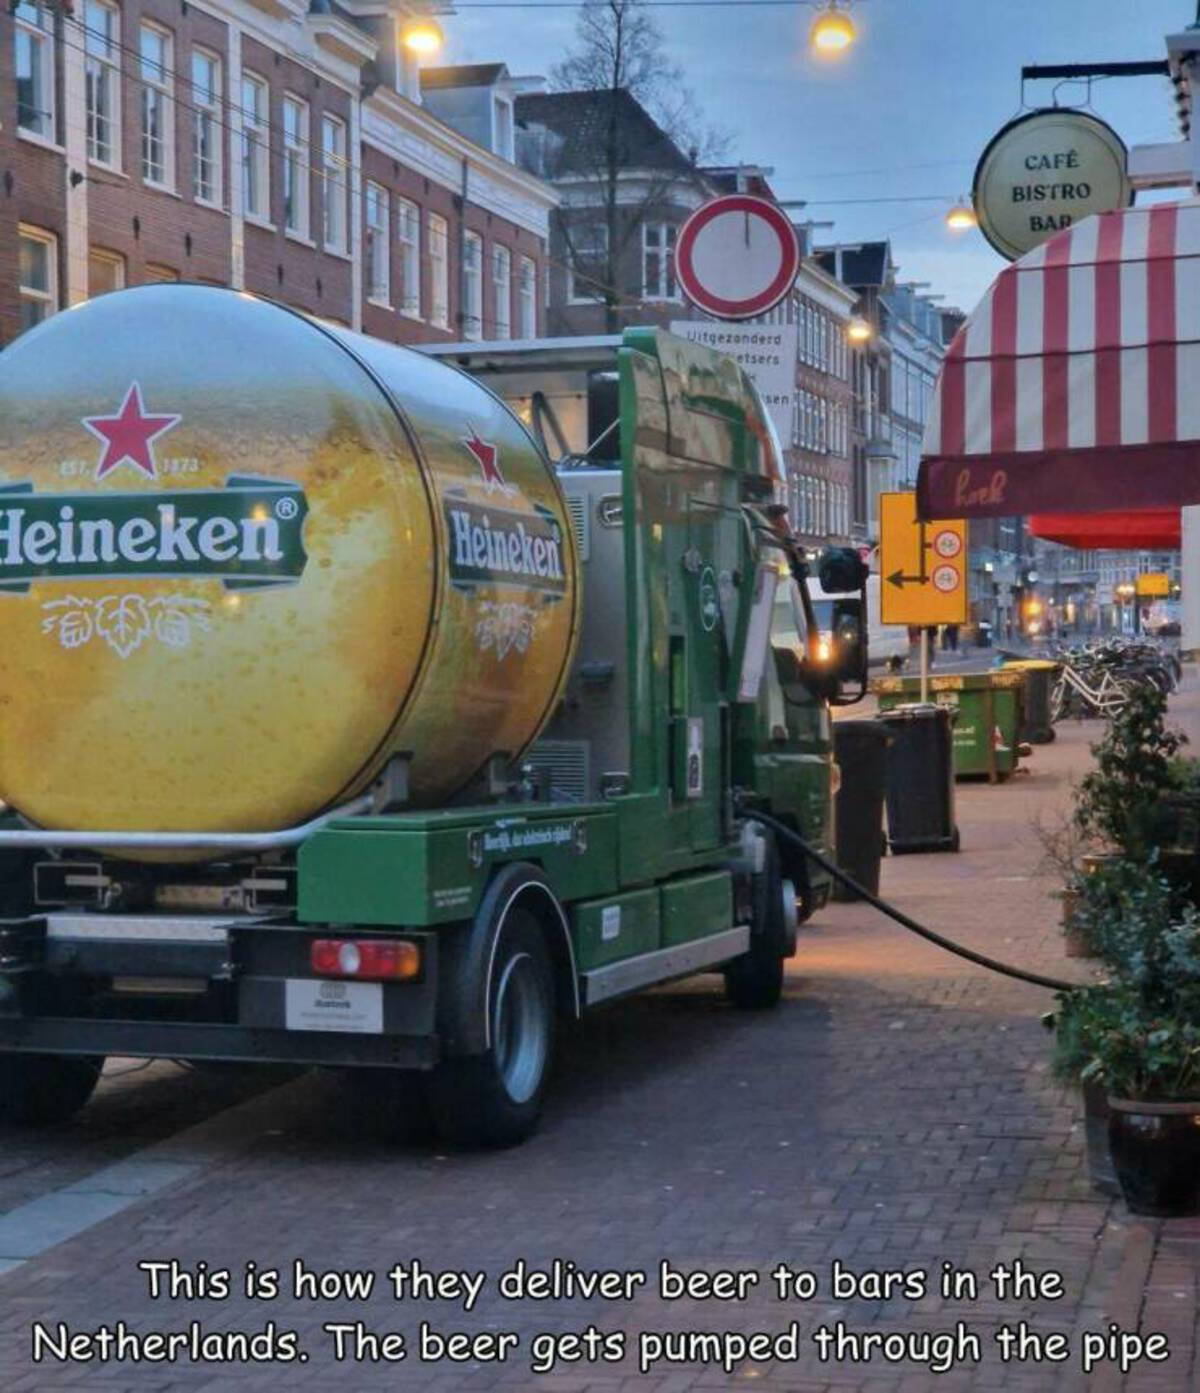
[0,1053,104,1125]
[725,834,792,1011]
[428,909,556,1149]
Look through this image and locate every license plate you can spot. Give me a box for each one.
[284,979,383,1034]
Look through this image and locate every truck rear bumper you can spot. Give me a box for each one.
[0,914,441,1070]
[0,1016,439,1069]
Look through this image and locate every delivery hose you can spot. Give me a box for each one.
[743,807,1076,993]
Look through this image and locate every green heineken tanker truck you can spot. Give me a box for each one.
[0,287,866,1146]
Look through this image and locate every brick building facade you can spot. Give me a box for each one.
[3,1,554,347]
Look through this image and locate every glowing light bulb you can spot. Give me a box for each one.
[402,18,444,56]
[811,4,856,54]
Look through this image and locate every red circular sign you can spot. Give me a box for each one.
[675,195,801,321]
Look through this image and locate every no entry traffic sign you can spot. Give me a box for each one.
[675,195,801,321]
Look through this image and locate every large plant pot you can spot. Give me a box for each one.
[1108,1098,1200,1216]
[1081,1083,1119,1196]
[1059,889,1094,959]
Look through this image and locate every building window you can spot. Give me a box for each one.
[428,213,449,328]
[144,264,179,282]
[15,1,55,141]
[642,223,677,301]
[88,247,125,297]
[85,1,120,167]
[493,97,514,161]
[518,256,536,338]
[398,198,420,318]
[365,182,390,305]
[18,226,57,331]
[568,223,607,303]
[140,24,173,188]
[462,230,483,340]
[321,115,348,254]
[283,96,310,238]
[192,49,222,205]
[241,73,269,222]
[492,244,511,339]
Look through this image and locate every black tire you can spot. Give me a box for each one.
[725,834,788,1011]
[428,910,556,1149]
[0,1053,103,1125]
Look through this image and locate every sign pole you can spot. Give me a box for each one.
[920,628,930,704]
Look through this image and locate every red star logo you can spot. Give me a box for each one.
[82,383,181,481]
[463,431,507,491]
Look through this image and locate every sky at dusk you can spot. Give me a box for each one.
[442,0,1191,314]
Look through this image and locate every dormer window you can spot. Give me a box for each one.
[493,97,514,162]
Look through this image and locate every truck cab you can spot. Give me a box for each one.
[425,329,864,931]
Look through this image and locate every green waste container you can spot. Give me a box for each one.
[1002,659,1059,744]
[873,669,1027,781]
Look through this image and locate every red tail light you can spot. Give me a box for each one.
[311,938,420,981]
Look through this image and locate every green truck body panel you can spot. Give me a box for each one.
[660,871,734,947]
[571,887,660,971]
[299,807,620,926]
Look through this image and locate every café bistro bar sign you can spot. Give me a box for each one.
[973,109,1132,261]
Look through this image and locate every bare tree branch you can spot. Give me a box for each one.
[542,0,729,331]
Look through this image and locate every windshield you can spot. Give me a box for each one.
[771,578,810,648]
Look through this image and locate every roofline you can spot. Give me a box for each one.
[416,335,624,370]
[364,86,560,214]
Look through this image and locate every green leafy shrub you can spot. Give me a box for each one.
[1051,984,1200,1101]
[1048,860,1200,1100]
[1074,683,1185,861]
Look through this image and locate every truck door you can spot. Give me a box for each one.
[674,488,741,852]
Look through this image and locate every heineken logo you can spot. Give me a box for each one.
[82,383,182,481]
[0,477,309,590]
[445,493,566,597]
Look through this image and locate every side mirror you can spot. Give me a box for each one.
[788,596,868,704]
[828,597,868,694]
[818,546,868,595]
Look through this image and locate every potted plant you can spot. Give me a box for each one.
[1048,868,1200,1216]
[1074,683,1185,865]
[1035,809,1102,958]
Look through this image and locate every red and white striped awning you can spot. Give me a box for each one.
[917,199,1200,520]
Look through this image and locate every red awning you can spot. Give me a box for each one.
[1028,507,1181,549]
[917,198,1200,519]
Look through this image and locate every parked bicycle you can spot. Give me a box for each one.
[1045,638,1181,722]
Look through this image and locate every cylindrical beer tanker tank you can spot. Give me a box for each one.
[0,286,580,846]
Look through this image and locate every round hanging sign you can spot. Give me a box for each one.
[973,108,1132,262]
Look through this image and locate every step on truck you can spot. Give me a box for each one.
[0,289,867,1146]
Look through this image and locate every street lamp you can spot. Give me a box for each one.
[811,2,856,54]
[946,200,977,231]
[847,316,871,343]
[401,17,444,57]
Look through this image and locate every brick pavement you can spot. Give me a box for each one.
[0,681,1198,1391]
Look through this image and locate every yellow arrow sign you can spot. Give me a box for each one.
[879,492,968,626]
[1135,572,1170,598]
